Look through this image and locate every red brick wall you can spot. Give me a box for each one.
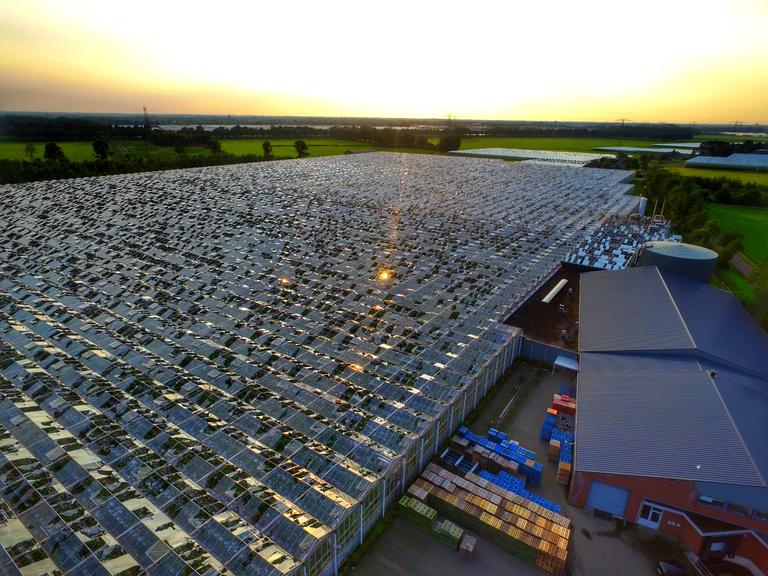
[738,533,768,575]
[657,510,705,555]
[571,471,768,534]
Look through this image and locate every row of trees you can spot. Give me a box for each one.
[0,140,314,184]
[699,140,767,157]
[328,126,436,149]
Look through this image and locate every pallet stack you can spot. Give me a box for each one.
[548,440,561,463]
[459,534,476,560]
[457,428,543,486]
[477,470,562,514]
[414,464,571,576]
[408,483,429,504]
[557,462,572,486]
[540,409,557,441]
[552,394,576,417]
[432,519,465,550]
[398,495,437,535]
[448,435,524,480]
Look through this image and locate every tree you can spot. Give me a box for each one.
[714,184,732,204]
[43,142,66,162]
[638,154,651,173]
[24,143,37,162]
[262,141,273,157]
[294,141,309,158]
[92,139,111,161]
[208,140,223,155]
[174,144,186,156]
[749,255,768,331]
[436,135,461,153]
[716,230,745,269]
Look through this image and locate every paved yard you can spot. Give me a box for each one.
[354,362,691,576]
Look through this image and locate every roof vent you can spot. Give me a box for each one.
[709,370,718,378]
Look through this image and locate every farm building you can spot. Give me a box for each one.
[571,265,768,575]
[0,154,638,576]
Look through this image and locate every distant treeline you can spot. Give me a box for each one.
[0,116,145,141]
[150,125,330,146]
[327,126,437,149]
[477,124,697,140]
[1,116,698,144]
[698,140,767,157]
[0,153,273,184]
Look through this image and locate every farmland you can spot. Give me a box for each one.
[668,165,768,186]
[455,136,654,153]
[707,204,768,264]
[0,138,377,161]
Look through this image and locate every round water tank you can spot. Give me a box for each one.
[640,242,717,283]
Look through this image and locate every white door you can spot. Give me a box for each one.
[637,503,664,529]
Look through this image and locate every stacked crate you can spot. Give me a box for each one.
[478,470,562,514]
[459,534,477,560]
[398,495,437,535]
[415,464,570,576]
[548,440,561,463]
[552,394,576,416]
[457,429,542,486]
[408,483,429,504]
[540,410,557,441]
[447,435,524,479]
[557,463,572,486]
[432,519,465,550]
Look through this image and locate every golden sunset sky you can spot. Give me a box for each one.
[2,0,767,122]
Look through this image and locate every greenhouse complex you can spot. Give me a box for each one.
[0,154,636,576]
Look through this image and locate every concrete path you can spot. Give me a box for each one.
[730,253,753,277]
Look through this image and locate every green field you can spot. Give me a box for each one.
[221,138,374,157]
[0,140,106,161]
[455,136,656,153]
[715,267,754,301]
[0,138,379,162]
[707,204,768,264]
[669,166,768,186]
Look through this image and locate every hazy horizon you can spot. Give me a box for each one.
[3,0,768,124]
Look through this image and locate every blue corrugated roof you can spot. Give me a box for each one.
[578,267,768,494]
[576,367,762,485]
[580,267,694,353]
[660,269,768,378]
[580,352,701,373]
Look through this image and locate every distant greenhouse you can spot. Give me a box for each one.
[685,153,768,171]
[593,146,695,155]
[0,154,636,576]
[448,148,613,166]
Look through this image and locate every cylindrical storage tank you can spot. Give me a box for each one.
[640,242,718,283]
[638,197,648,216]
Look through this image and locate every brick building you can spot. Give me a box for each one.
[571,266,768,575]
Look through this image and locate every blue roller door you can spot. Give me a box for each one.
[586,481,631,517]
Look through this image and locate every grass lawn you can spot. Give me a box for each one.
[715,267,754,301]
[454,136,656,153]
[222,138,373,157]
[0,138,385,162]
[668,166,768,186]
[707,204,768,264]
[0,140,102,162]
[694,135,768,143]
